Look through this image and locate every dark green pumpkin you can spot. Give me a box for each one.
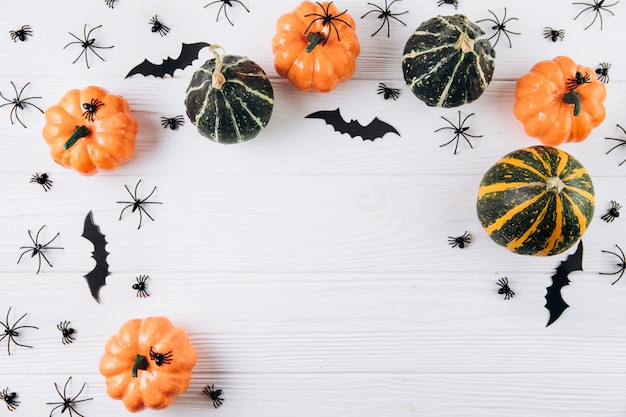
[402,14,495,108]
[185,54,274,144]
[477,146,595,256]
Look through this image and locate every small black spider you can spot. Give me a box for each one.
[149,15,170,36]
[133,275,150,297]
[46,377,93,417]
[149,346,173,366]
[9,25,32,42]
[30,173,53,192]
[605,124,626,165]
[17,225,63,274]
[204,0,250,26]
[497,277,515,300]
[117,180,163,229]
[56,321,75,345]
[161,115,185,130]
[477,8,521,48]
[435,111,482,155]
[600,244,626,284]
[203,384,224,408]
[304,1,352,43]
[437,0,458,8]
[566,71,591,90]
[105,0,118,8]
[573,0,619,30]
[596,62,611,83]
[544,27,565,42]
[448,231,471,249]
[1,307,38,356]
[377,83,400,100]
[64,24,114,69]
[1,388,19,411]
[0,81,44,128]
[360,0,408,37]
[81,98,104,122]
[601,200,622,222]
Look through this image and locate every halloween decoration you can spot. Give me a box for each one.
[477,146,594,256]
[514,56,606,146]
[377,83,400,100]
[573,0,618,30]
[402,14,495,108]
[57,321,76,345]
[30,173,53,191]
[599,244,626,284]
[99,316,197,412]
[0,81,44,128]
[105,0,117,7]
[133,275,150,297]
[42,86,138,175]
[497,277,515,299]
[117,180,162,229]
[305,108,399,141]
[1,388,19,411]
[204,0,250,26]
[437,0,458,8]
[605,124,626,165]
[185,45,274,144]
[435,111,482,154]
[203,384,224,408]
[9,25,32,42]
[64,24,114,68]
[545,241,584,326]
[149,15,170,36]
[544,27,565,42]
[82,211,110,303]
[360,0,408,37]
[1,307,38,356]
[46,377,93,417]
[17,225,63,274]
[601,201,621,222]
[161,115,184,130]
[272,1,360,92]
[596,62,611,83]
[125,42,210,78]
[448,231,471,248]
[477,8,520,48]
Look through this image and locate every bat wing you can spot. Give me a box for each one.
[545,241,584,326]
[125,42,211,78]
[306,108,399,141]
[82,211,110,303]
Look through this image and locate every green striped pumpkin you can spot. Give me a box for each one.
[477,146,595,256]
[185,54,274,144]
[402,14,495,108]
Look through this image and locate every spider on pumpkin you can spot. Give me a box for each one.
[46,377,93,417]
[57,321,76,345]
[497,277,515,300]
[566,71,592,90]
[543,27,565,42]
[304,1,352,43]
[573,0,619,30]
[149,346,173,366]
[82,98,104,122]
[448,231,471,249]
[1,307,38,356]
[0,388,19,411]
[203,384,224,408]
[30,173,53,192]
[63,23,114,69]
[117,180,163,229]
[600,244,626,284]
[601,200,621,222]
[9,25,32,42]
[204,0,250,26]
[477,7,521,48]
[360,0,408,37]
[0,81,44,129]
[435,111,482,155]
[149,15,170,36]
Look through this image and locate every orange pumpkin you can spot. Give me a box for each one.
[42,86,138,175]
[272,1,360,92]
[99,317,197,412]
[513,56,606,146]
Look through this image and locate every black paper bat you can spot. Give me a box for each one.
[305,108,400,141]
[125,42,210,78]
[82,211,110,303]
[545,241,584,326]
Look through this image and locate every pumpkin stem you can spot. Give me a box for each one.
[131,354,149,378]
[562,90,581,116]
[546,177,565,194]
[454,31,475,54]
[306,32,325,52]
[209,44,226,89]
[64,125,91,150]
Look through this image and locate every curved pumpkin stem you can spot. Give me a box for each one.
[131,354,149,377]
[64,125,91,150]
[562,90,581,116]
[454,31,475,54]
[306,32,325,52]
[209,45,226,90]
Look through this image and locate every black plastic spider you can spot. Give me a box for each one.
[566,71,591,90]
[1,388,19,411]
[304,1,352,43]
[204,0,250,26]
[601,200,622,222]
[17,225,63,274]
[476,8,521,48]
[0,81,44,128]
[30,173,53,192]
[497,277,515,300]
[573,0,619,30]
[360,0,408,37]
[149,346,173,366]
[435,111,482,155]
[56,321,75,345]
[133,275,150,297]
[203,384,224,408]
[46,377,93,417]
[161,115,185,130]
[605,124,626,165]
[105,0,118,8]
[63,24,114,69]
[81,98,104,122]
[437,0,458,8]
[1,307,38,356]
[377,83,400,100]
[117,180,163,229]
[9,25,32,42]
[544,27,565,42]
[600,244,626,284]
[149,15,170,36]
[448,231,471,249]
[596,62,611,83]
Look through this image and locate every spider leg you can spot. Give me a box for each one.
[117,203,134,220]
[41,232,61,247]
[361,4,384,18]
[20,98,45,114]
[232,0,250,12]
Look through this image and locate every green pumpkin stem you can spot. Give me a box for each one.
[546,177,565,194]
[563,90,581,116]
[64,125,91,150]
[131,354,149,377]
[306,32,325,53]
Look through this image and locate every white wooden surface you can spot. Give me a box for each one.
[2,0,626,416]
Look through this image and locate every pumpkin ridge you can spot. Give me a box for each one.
[437,56,464,107]
[478,182,545,198]
[536,197,564,255]
[506,201,550,251]
[561,191,589,234]
[485,191,545,234]
[524,147,555,177]
[499,156,547,180]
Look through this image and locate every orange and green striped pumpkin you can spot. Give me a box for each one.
[476,146,594,256]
